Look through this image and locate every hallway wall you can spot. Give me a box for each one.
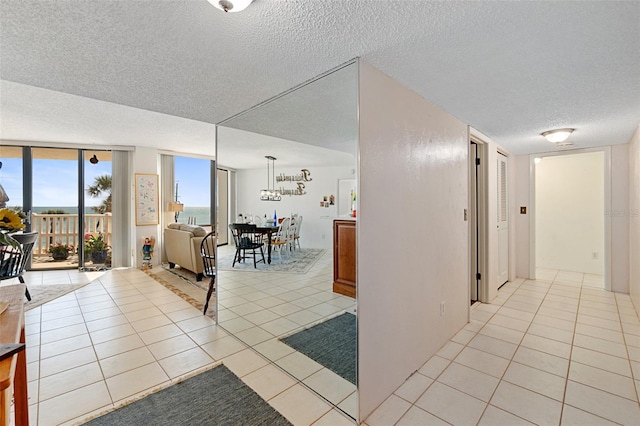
[357,60,469,420]
[629,125,640,310]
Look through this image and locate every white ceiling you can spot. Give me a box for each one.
[0,1,638,161]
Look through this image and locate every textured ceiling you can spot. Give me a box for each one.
[0,0,639,158]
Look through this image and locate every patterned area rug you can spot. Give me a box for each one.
[145,267,215,317]
[217,248,325,273]
[24,283,89,311]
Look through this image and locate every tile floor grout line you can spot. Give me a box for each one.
[558,273,584,425]
[476,276,558,425]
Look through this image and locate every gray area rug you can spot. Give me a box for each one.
[281,312,357,384]
[24,283,89,311]
[218,248,325,273]
[83,364,291,426]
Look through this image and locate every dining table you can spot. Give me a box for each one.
[254,226,279,264]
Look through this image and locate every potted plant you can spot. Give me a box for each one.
[85,233,110,264]
[48,242,74,261]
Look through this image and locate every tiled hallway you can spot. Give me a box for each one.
[3,267,640,425]
[365,270,640,425]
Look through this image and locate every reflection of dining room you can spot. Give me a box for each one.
[219,156,359,418]
[216,62,360,420]
[216,243,358,417]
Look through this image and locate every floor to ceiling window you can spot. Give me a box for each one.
[0,146,113,270]
[173,156,213,228]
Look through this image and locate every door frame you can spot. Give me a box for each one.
[497,151,510,287]
[469,133,490,303]
[528,146,612,290]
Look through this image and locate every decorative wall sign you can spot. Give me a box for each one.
[135,173,159,226]
[276,168,313,197]
[276,169,312,183]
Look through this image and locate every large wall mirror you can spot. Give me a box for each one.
[216,60,358,421]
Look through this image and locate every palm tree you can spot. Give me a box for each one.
[87,174,112,213]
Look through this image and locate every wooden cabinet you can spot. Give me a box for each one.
[333,219,356,298]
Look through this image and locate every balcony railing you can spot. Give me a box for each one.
[31,213,112,257]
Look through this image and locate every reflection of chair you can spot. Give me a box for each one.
[290,215,303,251]
[200,231,216,315]
[229,224,265,268]
[0,232,38,301]
[271,217,290,262]
[252,215,264,226]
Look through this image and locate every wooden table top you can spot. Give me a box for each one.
[0,284,25,392]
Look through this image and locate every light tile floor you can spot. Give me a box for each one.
[364,268,640,425]
[5,266,640,425]
[4,263,354,426]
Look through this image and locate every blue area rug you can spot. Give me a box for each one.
[84,364,291,425]
[217,248,325,273]
[281,312,357,384]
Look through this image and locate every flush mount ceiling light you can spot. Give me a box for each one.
[208,0,253,12]
[541,128,574,143]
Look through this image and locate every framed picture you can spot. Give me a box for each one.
[135,173,159,226]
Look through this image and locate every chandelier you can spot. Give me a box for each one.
[260,156,281,201]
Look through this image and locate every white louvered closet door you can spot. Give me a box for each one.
[497,153,509,286]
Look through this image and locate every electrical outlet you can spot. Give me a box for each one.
[440,301,445,316]
[592,252,599,260]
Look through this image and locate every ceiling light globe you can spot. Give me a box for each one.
[208,0,253,12]
[541,128,574,143]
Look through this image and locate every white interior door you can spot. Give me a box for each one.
[497,153,509,286]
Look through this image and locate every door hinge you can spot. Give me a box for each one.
[475,158,480,166]
[476,272,481,280]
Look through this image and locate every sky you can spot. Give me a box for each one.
[174,156,211,207]
[0,155,210,208]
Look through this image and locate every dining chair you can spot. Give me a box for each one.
[291,215,303,251]
[271,217,290,262]
[229,223,265,268]
[287,217,298,252]
[0,232,38,301]
[199,231,216,315]
[253,215,264,226]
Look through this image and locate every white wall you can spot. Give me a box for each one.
[611,144,630,293]
[535,152,605,275]
[629,126,640,310]
[515,155,531,279]
[235,165,356,250]
[357,61,469,420]
[133,146,161,268]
